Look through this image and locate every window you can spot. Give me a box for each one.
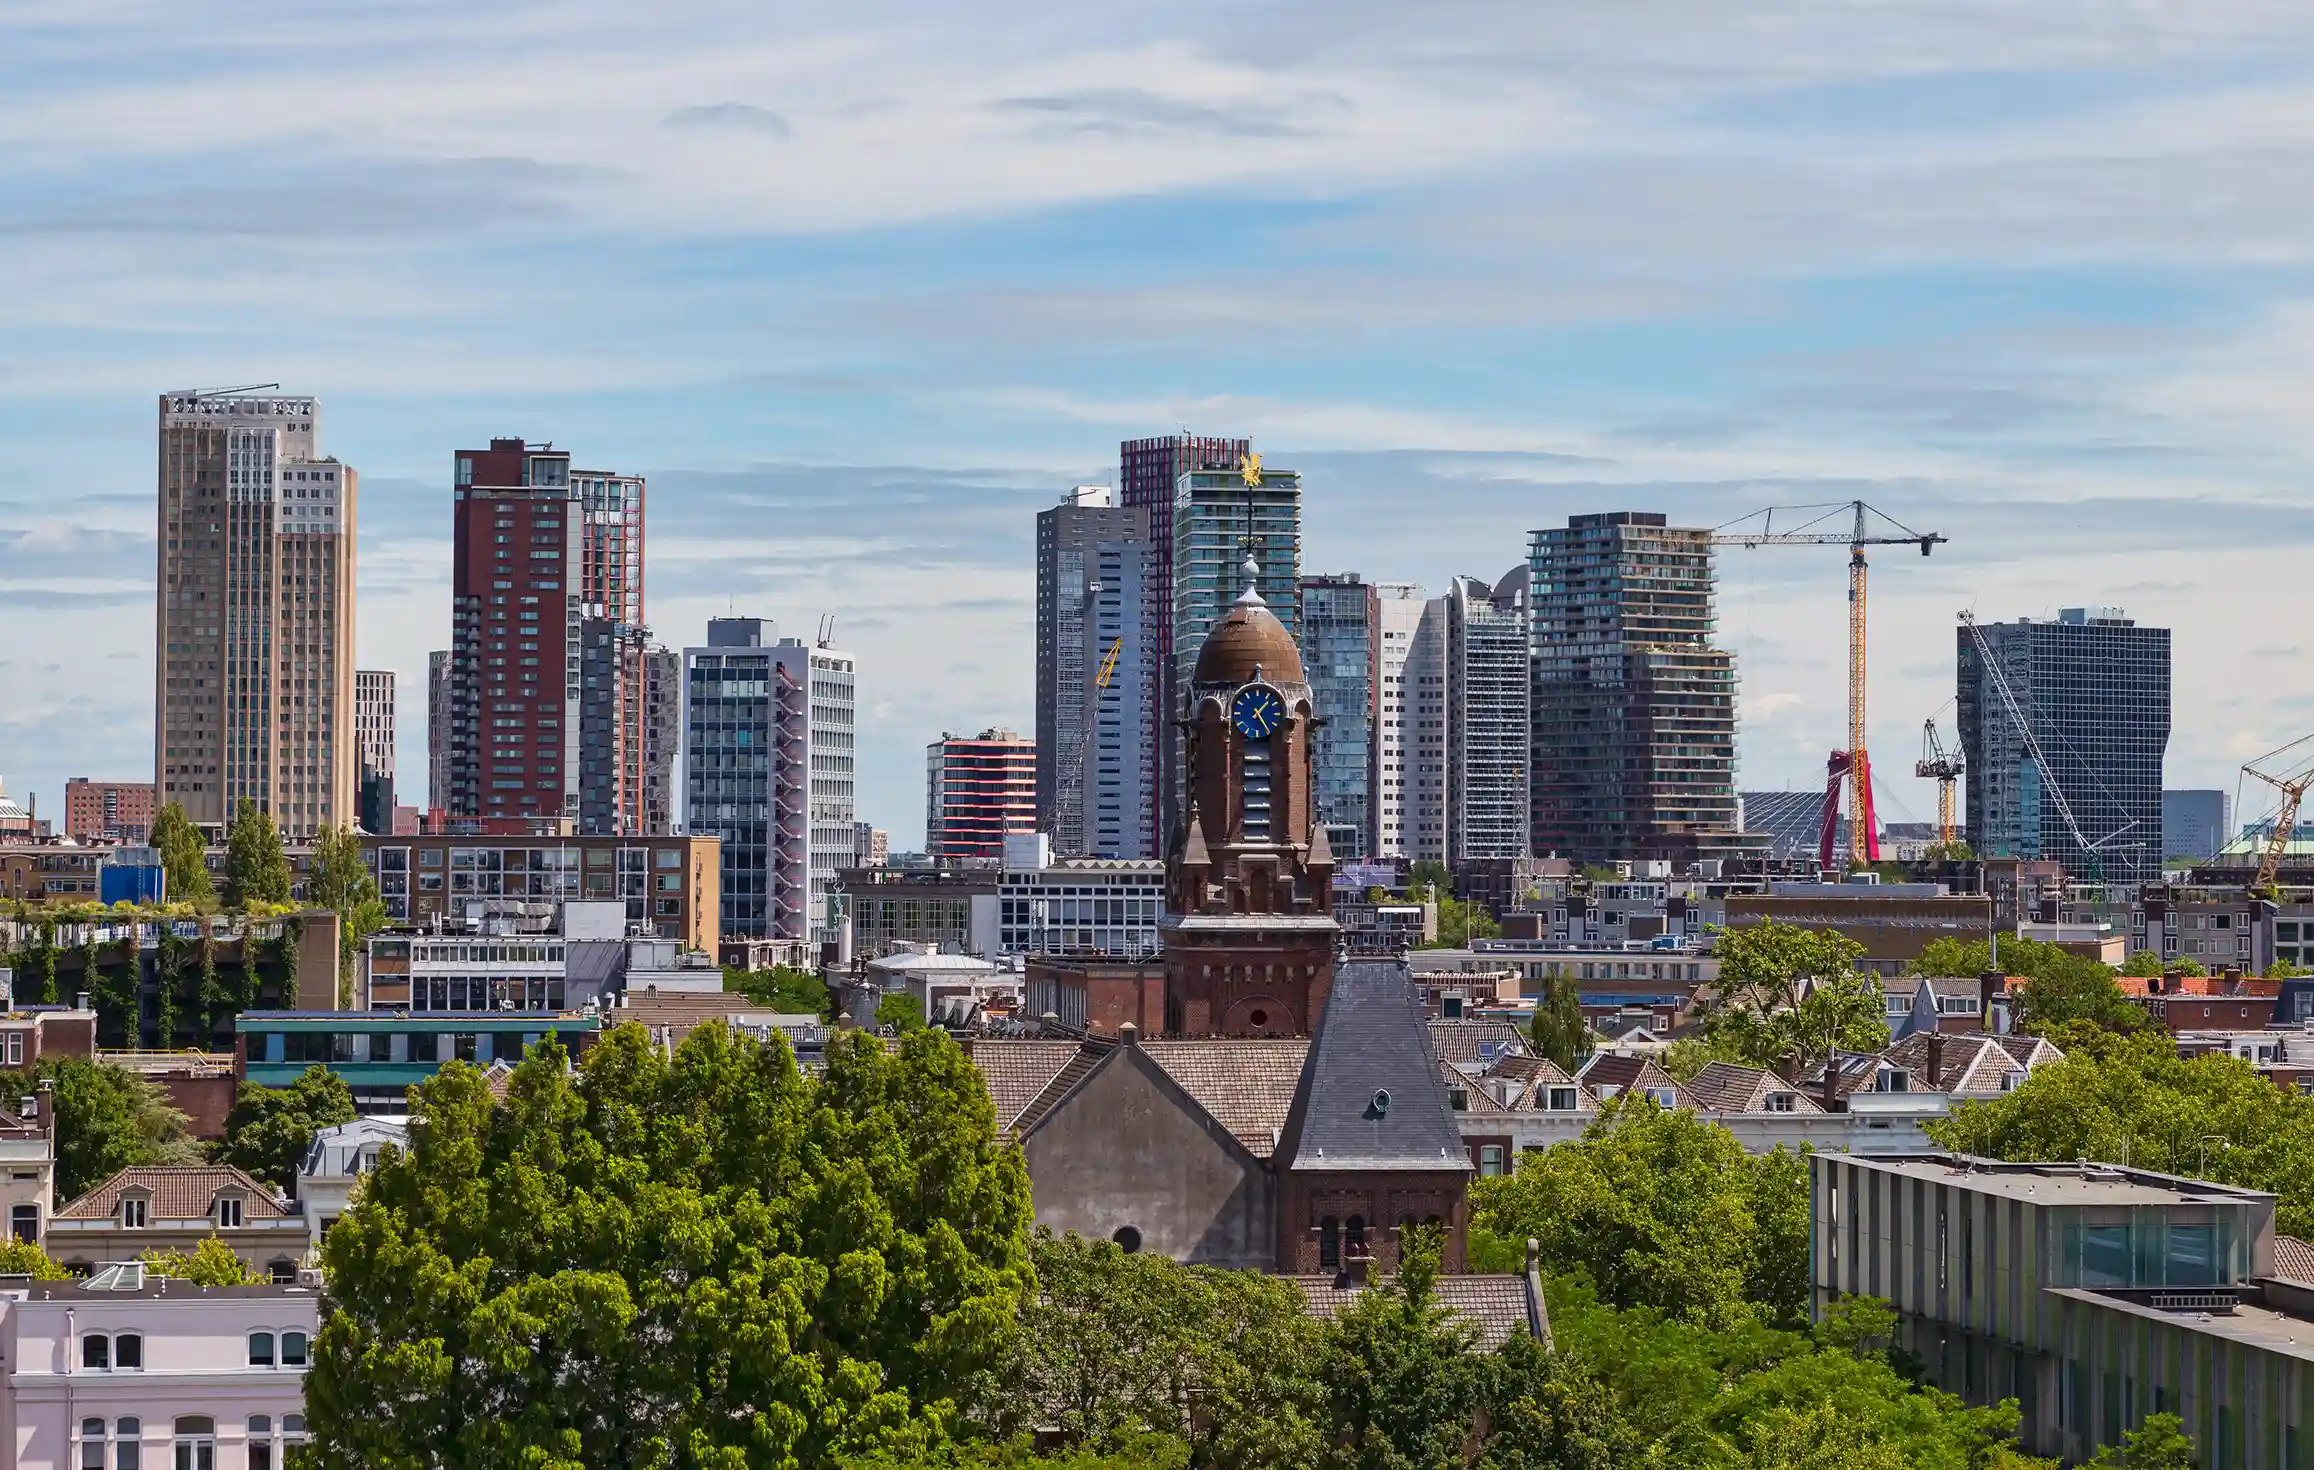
[115,1334,141,1368]
[1479,1145,1505,1177]
[12,1202,36,1243]
[249,1331,274,1367]
[1547,1086,1578,1111]
[247,1418,272,1470]
[81,1419,104,1470]
[269,1259,297,1284]
[116,1419,141,1470]
[120,1197,147,1228]
[1345,1215,1367,1257]
[83,1334,109,1369]
[172,1418,214,1470]
[281,1330,308,1366]
[1319,1216,1340,1270]
[216,1197,242,1229]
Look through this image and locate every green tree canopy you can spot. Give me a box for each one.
[1704,922,1886,1073]
[216,1063,356,1195]
[141,1234,267,1285]
[307,823,386,1007]
[1930,1027,2314,1235]
[150,801,215,906]
[305,1020,1034,1468]
[729,964,835,1018]
[0,1056,200,1202]
[1318,1228,1495,1470]
[1528,972,1594,1074]
[1472,1098,1810,1328]
[1911,934,2145,1035]
[0,1238,71,1279]
[224,799,292,909]
[2088,1412,2196,1468]
[877,990,928,1032]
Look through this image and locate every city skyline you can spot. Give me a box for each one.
[10,3,2314,844]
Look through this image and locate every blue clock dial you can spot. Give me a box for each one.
[1231,684,1286,740]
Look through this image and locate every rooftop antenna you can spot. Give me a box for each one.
[184,383,282,400]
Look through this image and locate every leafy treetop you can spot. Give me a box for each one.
[224,799,292,910]
[216,1064,356,1195]
[150,802,215,907]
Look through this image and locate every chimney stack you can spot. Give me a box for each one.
[1978,970,2001,1032]
[1926,1033,1946,1092]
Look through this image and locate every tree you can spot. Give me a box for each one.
[1434,895,1502,949]
[1406,860,1452,896]
[1929,1027,2314,1235]
[0,1057,200,1202]
[728,964,834,1018]
[2119,950,2165,978]
[0,1239,71,1279]
[150,801,215,906]
[2089,1413,2197,1468]
[1472,1097,1810,1328]
[1528,973,1593,1074]
[1318,1227,1494,1470]
[1923,839,1975,863]
[1914,935,2145,1035]
[308,823,386,1008]
[141,1235,266,1285]
[216,1064,356,1195]
[878,990,928,1032]
[1481,1338,1668,1470]
[224,799,291,909]
[1704,921,1885,1074]
[305,1020,1035,1467]
[1016,1230,1325,1465]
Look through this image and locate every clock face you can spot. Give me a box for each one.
[1231,684,1287,740]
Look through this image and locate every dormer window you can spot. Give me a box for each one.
[216,1197,243,1229]
[119,1197,147,1229]
[1767,1092,1796,1113]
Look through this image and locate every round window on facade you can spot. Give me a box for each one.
[1111,1226,1142,1254]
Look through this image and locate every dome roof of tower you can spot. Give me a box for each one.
[1193,586,1306,689]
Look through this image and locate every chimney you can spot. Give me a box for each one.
[1118,1021,1139,1048]
[1978,970,2000,1032]
[1926,1033,1946,1091]
[34,1079,52,1139]
[74,993,88,1013]
[1345,1248,1371,1288]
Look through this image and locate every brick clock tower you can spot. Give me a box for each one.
[1162,560,1339,1036]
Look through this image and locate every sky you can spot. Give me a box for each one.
[5,0,2314,847]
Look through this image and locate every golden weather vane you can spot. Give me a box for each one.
[1238,451,1263,488]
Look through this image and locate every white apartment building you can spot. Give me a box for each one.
[995,835,1165,959]
[1374,583,1427,859]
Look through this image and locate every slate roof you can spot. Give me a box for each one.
[1281,958,1470,1174]
[57,1166,295,1222]
[2275,1236,2314,1285]
[1682,1060,1824,1115]
[1292,1273,1538,1349]
[1141,1039,1309,1160]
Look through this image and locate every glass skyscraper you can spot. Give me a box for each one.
[1300,574,1379,861]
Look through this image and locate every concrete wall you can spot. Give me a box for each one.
[294,911,341,1010]
[1022,1046,1273,1269]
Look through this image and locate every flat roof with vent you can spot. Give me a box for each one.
[1835,1154,2276,1209]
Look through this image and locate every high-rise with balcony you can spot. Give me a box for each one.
[1446,569,1531,861]
[1373,583,1428,859]
[1036,486,1156,858]
[1959,607,2169,884]
[154,390,356,839]
[927,729,1038,864]
[1300,574,1379,861]
[1168,460,1301,840]
[426,650,451,815]
[683,617,855,942]
[445,440,649,830]
[1120,434,1249,848]
[354,669,397,834]
[1528,513,1738,863]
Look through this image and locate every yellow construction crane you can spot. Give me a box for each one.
[2240,734,2314,891]
[1714,501,1946,867]
[1915,718,1963,846]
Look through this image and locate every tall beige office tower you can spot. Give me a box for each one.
[154,390,357,839]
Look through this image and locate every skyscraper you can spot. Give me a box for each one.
[683,617,855,941]
[1036,486,1155,858]
[927,729,1038,864]
[1121,434,1249,849]
[1446,570,1531,861]
[444,440,648,828]
[1958,607,2170,883]
[1528,513,1738,863]
[1372,583,1428,859]
[2163,790,2231,862]
[1299,574,1379,862]
[154,389,356,839]
[426,650,451,816]
[642,644,680,835]
[354,669,397,834]
[1169,461,1301,841]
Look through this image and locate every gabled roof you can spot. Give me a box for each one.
[302,1115,411,1179]
[1683,1060,1824,1115]
[1280,958,1470,1174]
[1881,1031,2053,1095]
[969,1039,1083,1131]
[2275,1235,2314,1285]
[57,1166,295,1222]
[1439,1061,1511,1115]
[1426,1019,1530,1066]
[1292,1273,1537,1349]
[1574,1052,1686,1106]
[1141,1039,1309,1160]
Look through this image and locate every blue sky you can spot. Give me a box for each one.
[6,0,2314,844]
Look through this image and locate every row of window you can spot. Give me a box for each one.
[80,1416,304,1470]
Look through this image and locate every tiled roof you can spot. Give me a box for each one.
[2115,975,2282,999]
[1918,975,1986,997]
[1292,1273,1536,1349]
[1490,1054,1575,1086]
[1426,1019,1530,1065]
[1142,1039,1309,1159]
[1441,1061,1511,1115]
[1882,1032,2036,1095]
[1575,1052,1685,1105]
[609,991,818,1043]
[2275,1235,2314,1284]
[57,1166,294,1222]
[967,1040,1083,1131]
[1682,1060,1823,1115]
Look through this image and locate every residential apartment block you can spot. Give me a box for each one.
[682,617,855,943]
[927,728,1037,864]
[154,390,356,839]
[61,780,153,845]
[358,831,719,950]
[1036,486,1157,859]
[1301,574,1379,862]
[354,669,396,835]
